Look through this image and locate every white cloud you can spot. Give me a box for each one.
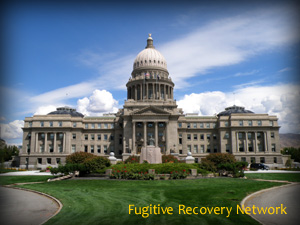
[77,89,119,116]
[0,120,24,140]
[34,105,58,115]
[177,84,300,134]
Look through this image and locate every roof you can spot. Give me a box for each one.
[48,106,84,117]
[217,105,254,116]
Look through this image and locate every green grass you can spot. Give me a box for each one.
[0,176,54,185]
[18,178,285,225]
[0,168,20,173]
[245,173,300,182]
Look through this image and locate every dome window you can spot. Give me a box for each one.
[154,60,156,63]
[137,62,139,66]
[149,60,151,63]
[158,60,160,64]
[140,61,143,64]
[145,60,147,63]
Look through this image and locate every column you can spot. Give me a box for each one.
[155,122,158,147]
[53,132,57,153]
[140,84,143,100]
[236,132,239,152]
[152,83,154,99]
[44,133,48,152]
[132,122,136,154]
[165,122,169,154]
[63,133,66,153]
[158,84,161,100]
[36,133,39,152]
[164,85,167,100]
[30,132,35,153]
[143,122,147,147]
[135,85,137,100]
[254,132,258,153]
[264,132,268,152]
[245,132,248,153]
[146,83,149,99]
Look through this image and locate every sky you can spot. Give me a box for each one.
[0,0,300,145]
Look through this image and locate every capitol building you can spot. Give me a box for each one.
[20,35,283,169]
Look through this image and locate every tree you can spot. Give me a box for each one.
[281,147,300,162]
[0,145,19,162]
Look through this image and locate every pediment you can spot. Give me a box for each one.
[131,106,170,115]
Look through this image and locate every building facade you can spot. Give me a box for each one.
[20,35,283,169]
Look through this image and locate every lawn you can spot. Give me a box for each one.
[245,173,300,182]
[17,178,285,225]
[0,176,54,185]
[0,168,20,173]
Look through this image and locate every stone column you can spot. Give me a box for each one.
[44,133,48,152]
[135,85,137,100]
[236,132,239,152]
[127,87,129,99]
[254,132,258,153]
[152,83,154,99]
[146,83,149,99]
[159,84,161,100]
[140,84,143,100]
[164,85,167,100]
[155,122,158,147]
[264,132,268,152]
[30,131,35,153]
[36,133,39,152]
[143,122,147,147]
[132,122,136,154]
[245,132,248,152]
[165,122,169,154]
[63,133,66,153]
[53,132,57,153]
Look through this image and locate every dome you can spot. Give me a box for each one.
[217,105,254,117]
[48,106,84,117]
[133,34,167,71]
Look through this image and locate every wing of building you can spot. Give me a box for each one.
[20,35,283,169]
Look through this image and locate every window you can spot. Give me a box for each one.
[27,144,30,153]
[58,121,62,127]
[50,133,54,139]
[251,157,256,163]
[85,134,88,140]
[58,145,62,153]
[271,132,275,138]
[179,150,183,154]
[56,158,61,164]
[104,145,108,154]
[49,145,53,153]
[98,134,101,140]
[248,132,252,139]
[200,134,204,140]
[258,144,263,152]
[91,134,95,140]
[59,133,63,139]
[97,145,101,153]
[187,134,191,140]
[137,122,142,128]
[248,120,252,126]
[104,134,108,141]
[238,132,243,139]
[40,121,44,127]
[110,146,114,152]
[111,123,114,129]
[41,133,45,139]
[110,135,114,141]
[206,123,210,128]
[193,145,198,153]
[72,133,76,139]
[84,145,88,152]
[49,121,53,127]
[27,133,31,139]
[239,120,243,126]
[241,157,246,162]
[193,134,198,140]
[159,122,164,128]
[85,124,88,129]
[91,124,95,129]
[193,123,197,128]
[72,145,76,153]
[40,145,44,153]
[224,121,229,127]
[260,157,265,163]
[274,157,277,163]
[187,145,191,152]
[213,134,217,140]
[179,134,182,145]
[207,134,211,140]
[148,122,153,128]
[269,121,273,126]
[91,145,94,153]
[212,123,216,128]
[200,123,204,128]
[178,123,182,128]
[239,144,244,152]
[38,158,42,164]
[248,144,253,152]
[257,132,262,138]
[224,132,229,139]
[213,145,217,153]
[98,123,101,128]
[73,122,77,128]
[47,158,51,164]
[104,124,108,129]
[29,122,32,127]
[272,144,276,152]
[187,123,191,128]
[226,144,230,153]
[207,145,211,153]
[200,145,204,153]
[257,120,262,126]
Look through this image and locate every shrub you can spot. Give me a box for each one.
[83,156,111,173]
[162,154,179,163]
[124,155,140,164]
[66,152,96,164]
[198,158,217,172]
[206,153,236,165]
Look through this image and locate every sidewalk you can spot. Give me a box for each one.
[0,170,52,176]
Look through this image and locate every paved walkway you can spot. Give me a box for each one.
[0,186,59,225]
[244,183,300,225]
[0,170,52,176]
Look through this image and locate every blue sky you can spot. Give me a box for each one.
[1,0,299,145]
